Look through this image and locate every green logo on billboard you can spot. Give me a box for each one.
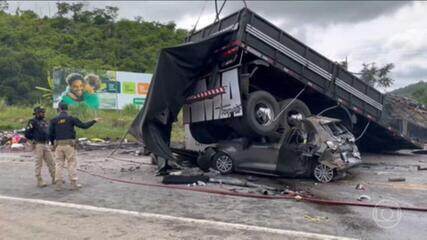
[133,98,145,106]
[122,82,136,94]
[106,81,120,93]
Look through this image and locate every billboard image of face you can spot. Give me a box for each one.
[52,68,152,110]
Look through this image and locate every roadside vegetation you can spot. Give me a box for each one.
[0,103,185,143]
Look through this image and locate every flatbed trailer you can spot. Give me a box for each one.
[185,8,423,151]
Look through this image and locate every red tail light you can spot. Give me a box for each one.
[222,46,239,57]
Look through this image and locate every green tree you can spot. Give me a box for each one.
[69,2,84,21]
[412,87,427,105]
[0,0,8,13]
[360,62,394,89]
[56,2,70,18]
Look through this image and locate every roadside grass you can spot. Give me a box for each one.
[0,104,185,143]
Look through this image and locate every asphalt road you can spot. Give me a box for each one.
[0,148,426,240]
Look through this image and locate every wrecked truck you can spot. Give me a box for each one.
[129,8,424,180]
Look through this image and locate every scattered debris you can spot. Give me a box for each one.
[90,138,106,143]
[196,180,206,186]
[162,175,209,185]
[358,195,371,201]
[417,165,427,171]
[0,130,29,152]
[170,171,182,176]
[388,177,406,182]
[413,150,427,155]
[246,176,258,182]
[304,215,329,223]
[11,143,25,150]
[78,139,139,151]
[355,184,365,191]
[177,168,205,176]
[294,195,303,201]
[209,177,278,191]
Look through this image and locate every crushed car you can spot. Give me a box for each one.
[197,115,361,183]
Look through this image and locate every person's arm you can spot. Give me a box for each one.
[24,120,34,140]
[48,120,55,145]
[72,117,97,129]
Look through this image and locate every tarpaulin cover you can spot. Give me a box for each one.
[128,30,233,160]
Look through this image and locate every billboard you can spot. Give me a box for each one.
[52,68,152,110]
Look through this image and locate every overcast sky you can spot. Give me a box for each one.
[7,1,427,91]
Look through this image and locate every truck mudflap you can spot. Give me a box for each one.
[129,30,234,160]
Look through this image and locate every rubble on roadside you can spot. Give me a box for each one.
[162,166,307,197]
[0,129,30,152]
[77,138,139,151]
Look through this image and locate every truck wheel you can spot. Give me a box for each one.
[273,99,311,139]
[212,152,233,174]
[313,164,335,183]
[240,91,280,137]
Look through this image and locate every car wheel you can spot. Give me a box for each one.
[235,91,280,137]
[212,152,233,174]
[313,164,335,183]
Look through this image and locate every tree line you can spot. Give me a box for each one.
[0,2,187,105]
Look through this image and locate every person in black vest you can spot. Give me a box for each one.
[25,106,55,187]
[49,102,100,191]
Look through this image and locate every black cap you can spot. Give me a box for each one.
[33,106,45,115]
[58,101,68,111]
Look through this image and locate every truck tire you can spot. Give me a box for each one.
[238,91,280,137]
[272,99,311,140]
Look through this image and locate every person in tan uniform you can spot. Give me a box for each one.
[49,102,100,191]
[24,107,55,187]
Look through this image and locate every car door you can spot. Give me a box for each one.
[276,126,312,177]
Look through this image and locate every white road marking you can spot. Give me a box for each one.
[0,195,357,240]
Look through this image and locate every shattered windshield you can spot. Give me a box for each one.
[323,122,348,137]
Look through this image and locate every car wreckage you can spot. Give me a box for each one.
[197,115,361,182]
[129,8,426,182]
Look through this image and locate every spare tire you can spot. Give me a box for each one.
[236,91,280,137]
[271,99,311,140]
